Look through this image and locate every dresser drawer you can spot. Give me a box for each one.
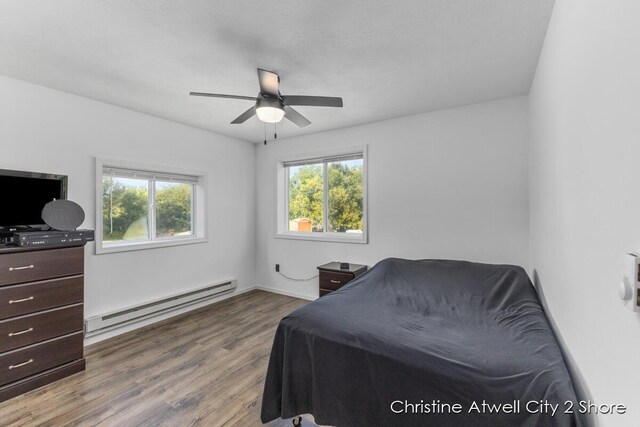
[0,247,84,286]
[0,332,83,387]
[320,271,354,291]
[0,276,83,320]
[0,305,83,353]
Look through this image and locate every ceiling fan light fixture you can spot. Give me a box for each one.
[256,105,285,123]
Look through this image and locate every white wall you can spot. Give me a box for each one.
[0,75,257,328]
[256,97,529,300]
[529,0,640,425]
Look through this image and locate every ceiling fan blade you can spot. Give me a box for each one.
[189,92,257,101]
[282,95,343,108]
[284,106,311,127]
[231,106,256,124]
[257,68,280,97]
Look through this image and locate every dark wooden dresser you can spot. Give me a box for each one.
[0,245,86,402]
[317,262,368,297]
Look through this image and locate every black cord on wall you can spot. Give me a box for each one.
[277,271,318,282]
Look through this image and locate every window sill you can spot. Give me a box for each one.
[275,232,368,244]
[95,236,208,254]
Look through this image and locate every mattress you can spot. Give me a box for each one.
[261,258,578,426]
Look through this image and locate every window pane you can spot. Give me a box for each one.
[102,176,150,243]
[155,181,194,238]
[288,164,324,232]
[328,158,364,233]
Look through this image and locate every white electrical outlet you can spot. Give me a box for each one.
[620,253,640,312]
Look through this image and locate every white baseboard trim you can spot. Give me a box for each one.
[84,286,257,346]
[255,285,317,301]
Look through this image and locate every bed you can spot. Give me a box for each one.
[261,258,579,427]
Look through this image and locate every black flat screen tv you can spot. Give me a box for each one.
[0,168,68,229]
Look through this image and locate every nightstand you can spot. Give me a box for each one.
[317,262,368,297]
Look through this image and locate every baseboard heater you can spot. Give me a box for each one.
[84,279,237,337]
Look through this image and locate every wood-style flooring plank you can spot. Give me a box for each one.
[0,290,308,427]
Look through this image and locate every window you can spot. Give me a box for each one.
[96,160,206,253]
[277,148,367,243]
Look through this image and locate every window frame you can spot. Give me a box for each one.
[276,145,368,244]
[95,158,208,254]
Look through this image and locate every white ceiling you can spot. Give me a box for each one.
[0,0,555,143]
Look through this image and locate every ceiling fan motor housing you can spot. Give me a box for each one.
[256,96,284,110]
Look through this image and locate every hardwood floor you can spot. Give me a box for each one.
[0,290,311,427]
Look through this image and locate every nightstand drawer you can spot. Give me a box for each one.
[319,289,333,297]
[0,332,83,387]
[0,276,84,320]
[320,271,354,291]
[0,247,84,286]
[0,305,83,353]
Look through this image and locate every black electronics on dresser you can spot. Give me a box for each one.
[41,200,85,231]
[0,168,94,249]
[0,169,67,229]
[13,230,94,247]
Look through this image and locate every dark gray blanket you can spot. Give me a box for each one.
[261,258,578,426]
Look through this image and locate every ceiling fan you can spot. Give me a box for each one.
[189,68,343,128]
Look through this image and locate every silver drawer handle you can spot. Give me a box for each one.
[330,280,341,284]
[9,265,34,271]
[8,328,33,337]
[9,359,33,369]
[9,296,34,304]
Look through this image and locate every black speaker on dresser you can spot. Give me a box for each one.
[41,199,85,231]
